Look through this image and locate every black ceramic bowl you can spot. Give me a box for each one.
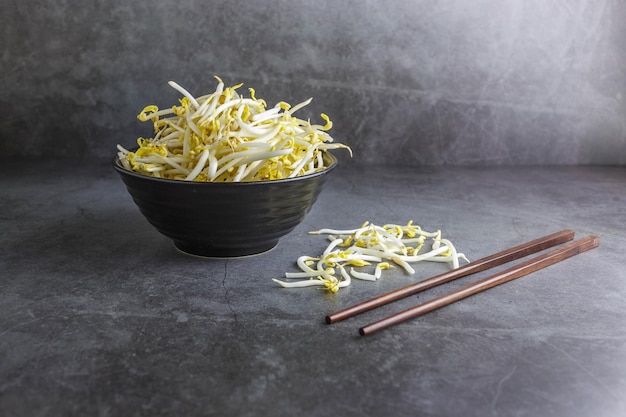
[113,152,337,257]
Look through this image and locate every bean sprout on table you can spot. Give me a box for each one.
[273,221,469,293]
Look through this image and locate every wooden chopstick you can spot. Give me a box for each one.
[359,235,600,336]
[326,229,575,324]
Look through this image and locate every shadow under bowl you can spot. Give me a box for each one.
[113,152,337,257]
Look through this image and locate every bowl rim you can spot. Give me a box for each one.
[112,149,338,186]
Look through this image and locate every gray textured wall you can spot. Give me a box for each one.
[1,0,625,165]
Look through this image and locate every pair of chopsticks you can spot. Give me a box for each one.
[325,230,600,336]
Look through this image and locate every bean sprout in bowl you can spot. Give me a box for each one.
[113,151,338,257]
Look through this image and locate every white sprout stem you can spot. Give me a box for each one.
[168,81,200,108]
[396,245,451,263]
[184,149,210,181]
[247,124,282,143]
[437,239,461,268]
[372,225,406,247]
[284,270,330,278]
[143,165,165,173]
[210,157,244,181]
[324,253,381,264]
[274,264,336,288]
[185,111,202,138]
[336,264,351,286]
[155,154,190,174]
[232,164,248,182]
[350,268,377,281]
[145,108,175,120]
[250,107,282,124]
[157,130,181,143]
[309,228,364,235]
[240,149,293,164]
[239,160,265,181]
[272,278,326,289]
[235,107,276,137]
[206,152,218,179]
[431,231,443,249]
[288,143,319,178]
[182,127,191,157]
[374,263,387,279]
[388,256,415,274]
[400,238,428,244]
[297,256,318,273]
[193,82,224,119]
[236,141,273,151]
[350,246,398,259]
[202,98,261,125]
[132,154,184,164]
[425,253,469,264]
[213,147,281,166]
[323,238,345,256]
[287,97,313,115]
[352,254,383,262]
[350,262,388,281]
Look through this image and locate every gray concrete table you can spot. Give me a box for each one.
[1,160,625,417]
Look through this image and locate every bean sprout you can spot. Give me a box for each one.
[272,221,469,293]
[117,77,351,182]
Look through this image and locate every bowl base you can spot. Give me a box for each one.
[173,240,279,258]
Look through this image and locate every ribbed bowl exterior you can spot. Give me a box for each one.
[113,153,337,257]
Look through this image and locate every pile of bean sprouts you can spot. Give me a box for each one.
[117,77,351,182]
[273,221,469,293]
